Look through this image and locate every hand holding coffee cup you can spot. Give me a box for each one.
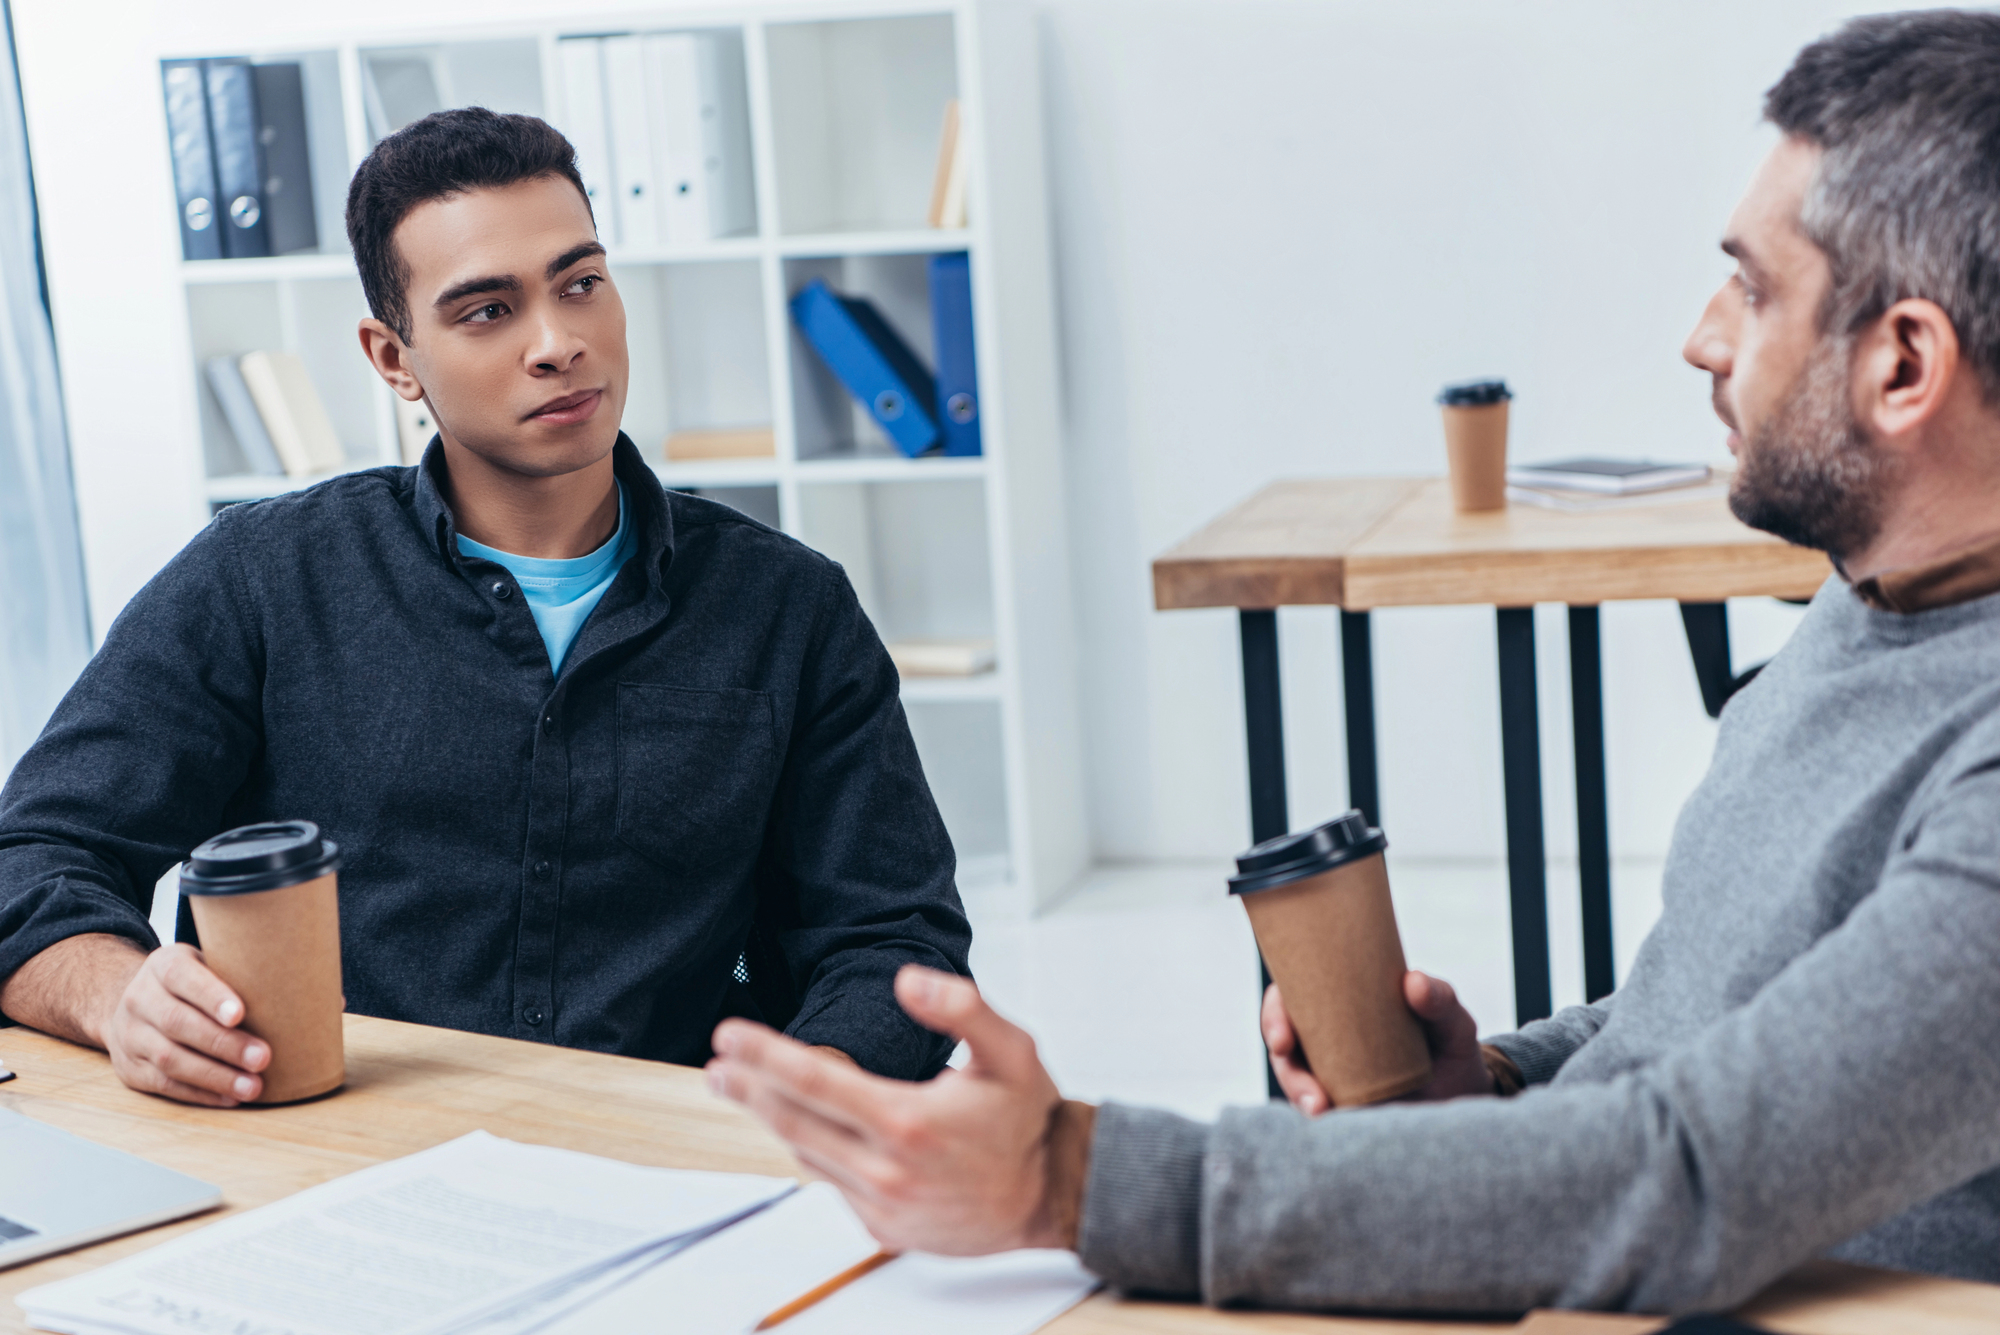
[1231,813,1430,1107]
[1439,379,1514,513]
[179,821,346,1104]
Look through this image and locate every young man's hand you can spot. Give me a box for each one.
[707,965,1063,1256]
[1262,970,1495,1115]
[0,935,268,1107]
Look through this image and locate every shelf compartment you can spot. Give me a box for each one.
[358,39,543,143]
[620,258,773,467]
[667,483,782,530]
[764,15,960,236]
[187,276,385,480]
[795,475,994,646]
[783,251,946,463]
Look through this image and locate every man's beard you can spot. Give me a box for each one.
[1727,335,1895,560]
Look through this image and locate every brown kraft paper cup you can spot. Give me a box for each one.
[1437,379,1514,514]
[181,822,345,1104]
[1231,813,1430,1107]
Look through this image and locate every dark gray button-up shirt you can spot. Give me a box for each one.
[0,437,970,1078]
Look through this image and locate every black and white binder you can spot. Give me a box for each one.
[251,63,318,255]
[203,59,269,259]
[161,60,222,261]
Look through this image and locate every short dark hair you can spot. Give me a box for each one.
[1765,10,2000,402]
[344,107,592,343]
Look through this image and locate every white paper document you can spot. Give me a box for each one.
[532,1182,1101,1335]
[18,1132,792,1335]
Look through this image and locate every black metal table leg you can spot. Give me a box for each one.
[1568,606,1615,1002]
[1496,608,1553,1025]
[1340,610,1380,828]
[1239,610,1289,1098]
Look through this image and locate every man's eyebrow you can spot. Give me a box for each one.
[546,241,607,280]
[1720,236,1773,284]
[434,273,522,309]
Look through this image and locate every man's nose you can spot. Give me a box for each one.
[1683,284,1735,377]
[526,312,586,375]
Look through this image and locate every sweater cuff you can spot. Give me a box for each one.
[1075,1103,1207,1298]
[1482,1030,1571,1086]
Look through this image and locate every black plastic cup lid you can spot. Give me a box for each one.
[1438,379,1512,407]
[1229,811,1387,896]
[180,821,341,897]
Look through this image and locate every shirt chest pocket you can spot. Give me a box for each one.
[616,683,781,876]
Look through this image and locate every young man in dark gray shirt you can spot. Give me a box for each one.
[707,12,2000,1316]
[0,111,970,1104]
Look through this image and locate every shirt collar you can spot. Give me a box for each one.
[1846,526,2000,613]
[412,432,674,586]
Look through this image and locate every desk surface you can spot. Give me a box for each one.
[1152,477,1833,611]
[4,1018,1996,1335]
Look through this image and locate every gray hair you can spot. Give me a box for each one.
[1765,10,2000,404]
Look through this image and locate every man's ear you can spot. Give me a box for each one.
[1853,297,1960,442]
[358,318,426,403]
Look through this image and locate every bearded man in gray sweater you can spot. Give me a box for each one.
[704,11,2000,1316]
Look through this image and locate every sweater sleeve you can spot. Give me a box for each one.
[0,517,265,1000]
[756,561,972,1079]
[1077,759,2000,1314]
[1483,997,1615,1085]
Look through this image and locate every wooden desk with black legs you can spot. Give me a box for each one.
[4,1016,1998,1333]
[1153,476,1831,1031]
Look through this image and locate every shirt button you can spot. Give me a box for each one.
[542,715,556,735]
[492,581,511,599]
[533,860,551,879]
[523,1006,544,1026]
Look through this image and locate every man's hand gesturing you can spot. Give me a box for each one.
[707,965,1066,1256]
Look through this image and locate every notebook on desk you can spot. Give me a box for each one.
[0,1107,221,1270]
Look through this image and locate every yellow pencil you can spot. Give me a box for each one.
[753,1249,898,1330]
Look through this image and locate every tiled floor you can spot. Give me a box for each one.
[960,854,1667,1122]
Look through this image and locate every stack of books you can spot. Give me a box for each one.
[1506,457,1723,511]
[204,352,346,478]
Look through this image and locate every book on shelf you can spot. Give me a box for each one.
[559,31,755,248]
[395,394,438,466]
[929,251,980,457]
[160,58,316,261]
[202,356,285,477]
[236,351,346,477]
[928,98,969,229]
[791,278,941,458]
[1506,457,1712,495]
[664,427,775,461]
[888,637,996,677]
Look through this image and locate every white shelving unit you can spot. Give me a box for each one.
[29,0,1087,911]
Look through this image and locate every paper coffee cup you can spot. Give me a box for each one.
[1438,379,1513,513]
[1231,812,1430,1107]
[180,822,345,1104]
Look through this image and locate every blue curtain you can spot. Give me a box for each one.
[0,0,90,773]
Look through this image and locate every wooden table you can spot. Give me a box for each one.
[1154,478,1831,1027]
[2,1017,1994,1333]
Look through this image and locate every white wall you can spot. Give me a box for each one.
[10,0,1900,871]
[1036,0,1903,867]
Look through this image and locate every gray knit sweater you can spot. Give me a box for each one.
[1078,577,2000,1314]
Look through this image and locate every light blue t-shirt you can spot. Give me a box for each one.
[457,484,635,672]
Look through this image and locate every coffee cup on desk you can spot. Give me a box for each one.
[1230,812,1430,1107]
[180,821,346,1104]
[1439,379,1513,513]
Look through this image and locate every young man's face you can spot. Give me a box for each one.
[1683,136,1890,556]
[387,174,628,479]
